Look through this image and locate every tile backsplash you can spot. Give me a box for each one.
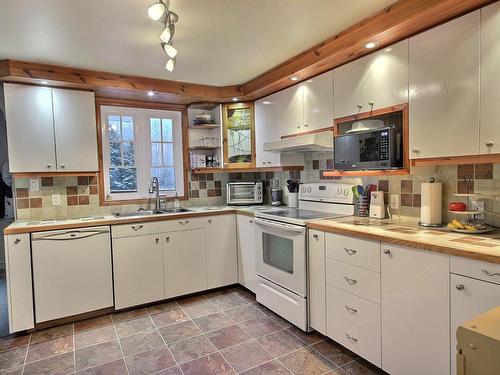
[12,153,500,227]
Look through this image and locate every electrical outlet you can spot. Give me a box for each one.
[51,194,61,206]
[390,194,400,210]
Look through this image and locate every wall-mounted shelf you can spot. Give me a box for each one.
[191,166,303,174]
[448,210,484,215]
[189,146,220,151]
[323,168,410,177]
[188,124,221,129]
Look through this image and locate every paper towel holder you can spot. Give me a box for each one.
[418,177,443,228]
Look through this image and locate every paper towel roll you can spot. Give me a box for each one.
[420,182,442,225]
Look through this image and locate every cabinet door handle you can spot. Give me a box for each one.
[485,140,494,147]
[155,238,159,244]
[412,148,420,154]
[456,284,465,290]
[208,219,212,224]
[368,101,374,107]
[345,305,358,314]
[345,333,358,343]
[46,164,52,168]
[344,248,357,255]
[383,249,391,255]
[14,238,21,244]
[249,219,253,223]
[178,220,189,224]
[312,234,319,239]
[344,276,357,285]
[166,236,170,242]
[60,164,66,169]
[481,269,500,277]
[357,104,363,111]
[131,225,143,231]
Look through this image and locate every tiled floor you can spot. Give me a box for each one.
[0,286,387,375]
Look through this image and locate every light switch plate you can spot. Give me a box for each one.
[29,179,40,192]
[390,194,400,210]
[51,194,61,206]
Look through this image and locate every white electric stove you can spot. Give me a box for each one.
[254,183,355,331]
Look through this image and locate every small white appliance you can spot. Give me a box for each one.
[226,182,263,205]
[254,183,355,331]
[369,191,385,218]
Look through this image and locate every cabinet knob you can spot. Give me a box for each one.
[248,219,253,223]
[155,238,159,244]
[456,284,465,290]
[60,164,66,169]
[297,126,301,129]
[312,234,319,239]
[485,140,494,147]
[262,162,267,165]
[357,104,363,110]
[304,124,309,127]
[368,101,374,107]
[383,249,391,255]
[166,236,170,242]
[412,148,420,153]
[14,238,21,244]
[47,164,52,168]
[208,219,212,224]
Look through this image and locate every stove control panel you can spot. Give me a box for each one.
[299,183,354,204]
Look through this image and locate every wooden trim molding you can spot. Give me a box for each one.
[280,126,334,139]
[95,98,190,206]
[11,172,98,178]
[411,153,500,167]
[191,165,303,174]
[0,0,493,104]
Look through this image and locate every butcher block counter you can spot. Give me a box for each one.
[308,216,500,264]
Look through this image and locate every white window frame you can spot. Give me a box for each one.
[101,105,184,201]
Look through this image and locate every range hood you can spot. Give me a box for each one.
[263,131,333,153]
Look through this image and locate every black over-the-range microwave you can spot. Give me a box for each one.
[334,126,403,171]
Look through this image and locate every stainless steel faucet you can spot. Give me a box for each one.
[149,176,161,211]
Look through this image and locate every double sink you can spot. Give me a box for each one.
[113,207,192,218]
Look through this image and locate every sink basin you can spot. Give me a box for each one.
[112,208,192,218]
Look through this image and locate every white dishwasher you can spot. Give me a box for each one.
[31,226,113,323]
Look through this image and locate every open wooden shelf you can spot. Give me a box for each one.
[411,153,500,167]
[188,124,221,129]
[323,168,410,177]
[189,146,220,151]
[191,166,303,174]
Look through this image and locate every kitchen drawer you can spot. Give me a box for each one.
[327,312,381,367]
[327,285,381,336]
[326,233,380,272]
[112,217,205,238]
[326,259,380,303]
[451,256,500,285]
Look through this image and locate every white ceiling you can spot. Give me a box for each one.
[0,0,395,86]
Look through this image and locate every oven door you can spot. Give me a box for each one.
[254,217,307,297]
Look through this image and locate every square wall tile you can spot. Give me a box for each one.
[475,163,493,179]
[457,164,474,179]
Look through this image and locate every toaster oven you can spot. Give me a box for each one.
[227,182,263,205]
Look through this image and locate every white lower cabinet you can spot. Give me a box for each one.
[5,234,34,332]
[381,243,450,375]
[450,261,500,375]
[308,229,326,335]
[237,214,257,292]
[206,215,238,289]
[113,234,165,309]
[164,228,207,298]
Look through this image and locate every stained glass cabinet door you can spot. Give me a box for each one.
[222,102,255,169]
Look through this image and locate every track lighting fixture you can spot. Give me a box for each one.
[147,1,179,72]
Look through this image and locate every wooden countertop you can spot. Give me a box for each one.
[3,206,262,235]
[308,217,500,265]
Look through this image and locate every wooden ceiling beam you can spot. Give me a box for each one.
[241,0,495,99]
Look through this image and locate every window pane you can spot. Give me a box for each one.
[150,118,161,141]
[151,167,176,190]
[108,118,121,142]
[162,119,173,142]
[122,142,135,166]
[151,143,162,166]
[110,167,137,191]
[122,118,134,141]
[166,167,176,190]
[109,142,121,166]
[163,143,173,166]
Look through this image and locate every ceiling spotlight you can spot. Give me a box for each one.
[262,101,271,105]
[160,24,174,43]
[148,2,166,21]
[147,91,155,96]
[364,41,378,49]
[40,80,49,85]
[162,43,177,58]
[384,47,392,52]
[232,98,239,102]
[289,76,300,81]
[165,58,176,72]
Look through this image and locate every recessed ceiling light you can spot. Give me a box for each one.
[289,76,300,81]
[384,47,392,52]
[262,101,271,105]
[306,80,313,83]
[147,91,155,96]
[364,42,378,49]
[232,97,239,102]
[40,80,49,85]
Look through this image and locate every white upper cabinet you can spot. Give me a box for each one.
[3,83,98,172]
[480,2,500,154]
[302,70,334,131]
[4,84,56,172]
[254,95,281,167]
[334,40,408,119]
[409,11,480,159]
[52,88,98,171]
[277,84,303,136]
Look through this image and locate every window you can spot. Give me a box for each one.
[101,105,185,201]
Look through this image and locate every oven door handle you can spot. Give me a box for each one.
[254,218,305,233]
